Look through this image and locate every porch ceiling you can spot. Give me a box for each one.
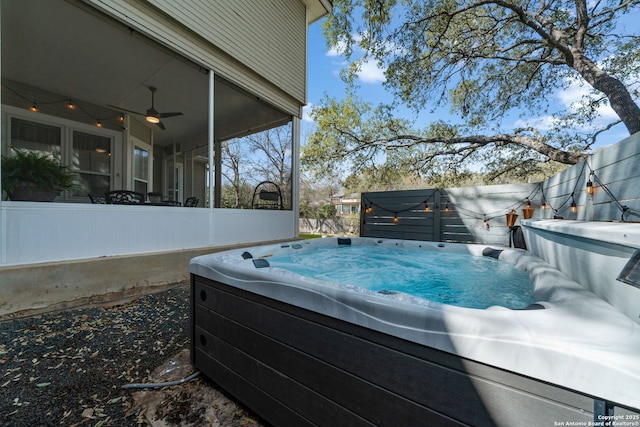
[1,0,290,147]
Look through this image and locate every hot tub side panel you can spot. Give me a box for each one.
[521,220,640,324]
[190,274,599,426]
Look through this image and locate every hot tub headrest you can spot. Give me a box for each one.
[517,303,545,310]
[241,251,253,259]
[482,247,504,259]
[253,259,270,268]
[338,238,352,246]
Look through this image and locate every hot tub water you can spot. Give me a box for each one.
[267,245,537,309]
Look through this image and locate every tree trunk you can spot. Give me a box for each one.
[572,53,640,135]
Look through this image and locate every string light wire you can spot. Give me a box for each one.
[2,82,122,127]
[362,186,542,223]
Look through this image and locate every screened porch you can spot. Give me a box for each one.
[0,0,301,266]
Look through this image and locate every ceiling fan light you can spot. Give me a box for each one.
[146,115,160,124]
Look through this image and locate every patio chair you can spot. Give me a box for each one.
[251,181,283,210]
[105,190,145,204]
[147,192,162,203]
[184,197,199,207]
[88,194,106,204]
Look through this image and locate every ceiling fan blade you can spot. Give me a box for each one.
[106,104,145,116]
[156,121,166,131]
[158,112,183,118]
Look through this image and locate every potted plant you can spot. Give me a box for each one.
[1,149,76,201]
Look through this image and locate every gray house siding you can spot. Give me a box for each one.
[85,0,307,117]
[149,0,307,104]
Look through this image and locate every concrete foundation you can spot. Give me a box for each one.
[0,239,293,320]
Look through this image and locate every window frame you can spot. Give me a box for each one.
[3,105,121,202]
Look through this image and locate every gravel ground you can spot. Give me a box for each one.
[0,284,264,427]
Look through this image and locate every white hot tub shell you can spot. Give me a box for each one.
[190,236,640,426]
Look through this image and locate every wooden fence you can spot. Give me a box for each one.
[542,132,640,223]
[360,132,640,245]
[360,184,539,246]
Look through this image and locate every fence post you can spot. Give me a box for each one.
[434,191,441,242]
[359,193,366,237]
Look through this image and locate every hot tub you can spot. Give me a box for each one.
[190,237,640,426]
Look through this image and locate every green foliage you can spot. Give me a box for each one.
[319,0,640,169]
[302,94,416,179]
[304,0,639,190]
[1,149,76,195]
[302,95,576,189]
[220,182,253,208]
[318,203,337,219]
[299,233,323,239]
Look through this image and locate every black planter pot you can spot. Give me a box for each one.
[8,184,62,202]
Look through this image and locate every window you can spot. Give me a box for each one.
[10,117,62,160]
[7,113,115,201]
[132,141,151,195]
[71,130,112,198]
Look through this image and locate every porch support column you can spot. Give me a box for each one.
[207,70,218,245]
[292,116,301,237]
[208,71,222,209]
[208,70,216,210]
[214,140,222,208]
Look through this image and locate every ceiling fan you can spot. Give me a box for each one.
[108,86,183,130]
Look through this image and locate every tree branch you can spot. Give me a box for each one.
[326,126,587,165]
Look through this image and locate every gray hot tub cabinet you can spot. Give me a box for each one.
[190,274,639,426]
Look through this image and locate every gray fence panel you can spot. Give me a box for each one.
[361,184,539,245]
[360,132,640,243]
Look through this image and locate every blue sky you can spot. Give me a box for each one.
[304,19,412,130]
[302,15,637,149]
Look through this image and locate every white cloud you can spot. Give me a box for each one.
[302,104,314,122]
[357,59,386,84]
[557,77,618,121]
[513,75,620,132]
[325,34,387,85]
[513,115,559,131]
[326,43,345,57]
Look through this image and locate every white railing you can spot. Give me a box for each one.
[0,202,296,266]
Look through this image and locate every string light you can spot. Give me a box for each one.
[2,82,122,129]
[363,186,542,227]
[590,169,638,221]
[362,161,637,225]
[586,171,594,195]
